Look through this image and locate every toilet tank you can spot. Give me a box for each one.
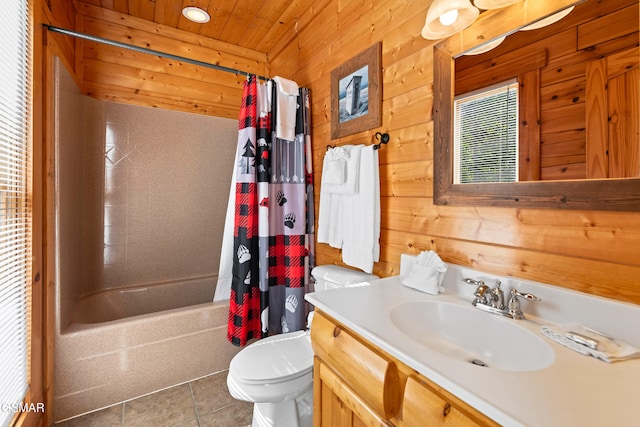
[311,265,379,292]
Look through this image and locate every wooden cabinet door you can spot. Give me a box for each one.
[402,375,499,427]
[314,358,392,427]
[310,311,401,420]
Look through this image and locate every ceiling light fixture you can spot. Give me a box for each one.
[520,6,575,31]
[463,35,506,55]
[421,0,479,40]
[473,0,520,10]
[182,6,210,24]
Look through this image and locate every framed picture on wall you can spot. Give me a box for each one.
[330,42,382,139]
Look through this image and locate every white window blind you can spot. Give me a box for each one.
[0,0,32,425]
[453,80,518,184]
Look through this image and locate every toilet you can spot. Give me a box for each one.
[226,265,379,427]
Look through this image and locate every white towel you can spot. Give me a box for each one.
[273,76,299,142]
[317,145,361,248]
[402,250,447,295]
[324,159,346,184]
[341,145,380,274]
[324,146,361,194]
[323,146,349,185]
[541,323,640,363]
[317,157,344,249]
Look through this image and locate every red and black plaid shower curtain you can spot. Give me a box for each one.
[228,76,314,346]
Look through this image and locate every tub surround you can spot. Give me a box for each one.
[54,299,240,422]
[53,59,242,422]
[54,58,237,320]
[305,256,640,426]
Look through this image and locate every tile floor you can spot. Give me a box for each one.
[55,370,253,427]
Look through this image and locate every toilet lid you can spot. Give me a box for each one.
[230,330,314,384]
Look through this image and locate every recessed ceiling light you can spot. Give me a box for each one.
[182,7,210,24]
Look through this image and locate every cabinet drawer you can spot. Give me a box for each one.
[310,311,401,419]
[403,375,499,427]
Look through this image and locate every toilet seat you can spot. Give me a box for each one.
[229,330,314,385]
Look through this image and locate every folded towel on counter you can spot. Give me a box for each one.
[540,323,640,363]
[402,250,447,295]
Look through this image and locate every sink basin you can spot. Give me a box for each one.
[389,301,554,371]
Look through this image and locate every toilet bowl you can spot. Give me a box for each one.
[226,265,378,427]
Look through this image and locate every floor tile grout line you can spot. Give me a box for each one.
[188,381,202,427]
[56,370,233,425]
[54,371,246,427]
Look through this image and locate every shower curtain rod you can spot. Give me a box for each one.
[43,24,269,81]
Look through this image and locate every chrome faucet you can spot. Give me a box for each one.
[462,278,490,305]
[463,278,540,320]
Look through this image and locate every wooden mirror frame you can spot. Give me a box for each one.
[433,0,640,211]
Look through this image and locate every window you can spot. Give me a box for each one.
[453,80,518,184]
[0,0,33,425]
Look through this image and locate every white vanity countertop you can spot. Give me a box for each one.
[305,262,640,427]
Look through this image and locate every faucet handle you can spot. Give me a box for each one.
[463,278,490,305]
[510,289,541,302]
[508,289,540,320]
[462,277,485,287]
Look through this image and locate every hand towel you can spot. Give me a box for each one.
[317,190,343,249]
[341,145,380,273]
[324,159,346,184]
[317,145,361,248]
[323,146,349,185]
[273,76,299,142]
[402,250,447,295]
[317,149,344,248]
[540,323,640,363]
[324,145,361,194]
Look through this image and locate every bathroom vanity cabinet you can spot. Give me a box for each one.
[310,310,499,426]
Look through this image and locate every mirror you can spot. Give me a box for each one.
[433,0,640,210]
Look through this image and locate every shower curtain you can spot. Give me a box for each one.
[226,75,314,346]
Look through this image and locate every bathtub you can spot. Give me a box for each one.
[53,275,240,422]
[70,276,217,325]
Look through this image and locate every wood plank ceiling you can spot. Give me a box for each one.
[81,0,318,53]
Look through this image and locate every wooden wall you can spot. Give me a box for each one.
[41,0,640,306]
[455,0,639,181]
[72,1,268,119]
[268,0,640,306]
